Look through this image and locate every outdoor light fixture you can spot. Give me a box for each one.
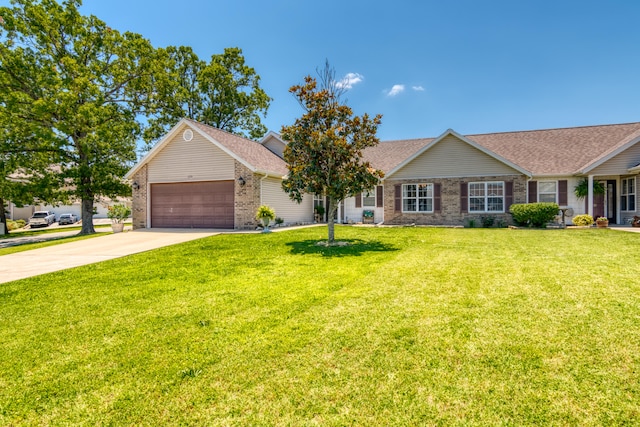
[132,181,140,190]
[238,176,246,186]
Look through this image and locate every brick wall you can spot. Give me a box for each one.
[131,165,148,229]
[234,162,261,229]
[383,175,527,226]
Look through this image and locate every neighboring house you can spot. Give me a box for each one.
[125,119,313,229]
[352,122,640,226]
[7,199,126,221]
[126,119,640,229]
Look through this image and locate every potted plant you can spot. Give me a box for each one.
[255,205,275,233]
[596,216,609,228]
[574,178,605,199]
[107,204,131,233]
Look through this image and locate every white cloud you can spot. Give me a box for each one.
[387,84,405,97]
[412,85,425,92]
[335,72,364,89]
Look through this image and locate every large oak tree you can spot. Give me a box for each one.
[0,0,160,234]
[281,63,384,244]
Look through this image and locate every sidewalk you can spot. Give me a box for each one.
[0,229,220,284]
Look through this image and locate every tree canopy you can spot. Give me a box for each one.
[144,46,271,145]
[1,0,271,235]
[0,0,160,234]
[281,63,384,244]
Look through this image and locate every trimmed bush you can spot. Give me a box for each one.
[509,202,559,228]
[7,220,26,231]
[572,214,594,226]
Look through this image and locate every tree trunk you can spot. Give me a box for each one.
[0,197,7,235]
[80,197,96,234]
[327,197,339,244]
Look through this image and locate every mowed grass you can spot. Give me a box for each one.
[1,226,639,425]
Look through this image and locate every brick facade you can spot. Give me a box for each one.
[383,175,528,226]
[234,161,261,229]
[131,165,148,230]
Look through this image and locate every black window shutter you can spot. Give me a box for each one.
[355,193,362,208]
[434,183,441,213]
[394,185,402,212]
[528,181,537,203]
[460,183,468,213]
[505,181,513,211]
[558,180,568,205]
[376,185,384,208]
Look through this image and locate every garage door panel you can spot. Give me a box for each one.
[151,181,234,228]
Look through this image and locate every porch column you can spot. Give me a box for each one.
[587,175,594,217]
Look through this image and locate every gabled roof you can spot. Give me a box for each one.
[125,119,288,179]
[466,122,640,176]
[366,129,531,178]
[362,137,433,174]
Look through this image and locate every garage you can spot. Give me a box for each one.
[150,181,234,228]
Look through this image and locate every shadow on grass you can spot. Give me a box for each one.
[286,239,398,257]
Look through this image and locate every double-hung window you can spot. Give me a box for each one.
[362,190,376,207]
[469,181,504,212]
[538,181,557,203]
[402,183,433,212]
[621,177,636,211]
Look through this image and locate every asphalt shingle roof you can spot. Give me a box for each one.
[362,122,640,176]
[188,120,289,176]
[186,120,640,178]
[466,122,640,175]
[362,138,434,174]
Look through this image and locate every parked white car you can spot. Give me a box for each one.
[29,211,56,228]
[58,213,79,225]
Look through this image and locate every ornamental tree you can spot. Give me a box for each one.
[0,0,161,234]
[281,63,384,244]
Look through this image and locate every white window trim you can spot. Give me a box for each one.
[402,183,434,213]
[469,181,505,213]
[621,177,636,212]
[538,180,558,203]
[362,189,376,208]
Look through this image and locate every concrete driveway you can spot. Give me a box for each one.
[0,229,220,284]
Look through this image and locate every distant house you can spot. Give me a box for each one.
[124,119,312,229]
[126,120,640,229]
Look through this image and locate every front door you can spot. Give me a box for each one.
[605,180,617,223]
[591,180,617,224]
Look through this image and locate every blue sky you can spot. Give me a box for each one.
[9,0,640,140]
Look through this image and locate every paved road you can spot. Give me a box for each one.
[0,229,220,284]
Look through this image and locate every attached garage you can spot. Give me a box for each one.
[151,181,234,228]
[126,119,314,230]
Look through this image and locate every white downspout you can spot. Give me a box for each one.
[259,173,268,205]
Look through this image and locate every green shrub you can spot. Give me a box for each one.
[481,216,495,228]
[572,214,594,226]
[6,219,26,231]
[509,202,559,228]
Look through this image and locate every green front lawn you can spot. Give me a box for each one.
[1,227,639,425]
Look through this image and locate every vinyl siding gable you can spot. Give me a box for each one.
[147,125,235,183]
[588,141,640,175]
[392,134,520,179]
[261,135,286,158]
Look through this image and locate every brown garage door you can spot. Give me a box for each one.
[151,181,234,228]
